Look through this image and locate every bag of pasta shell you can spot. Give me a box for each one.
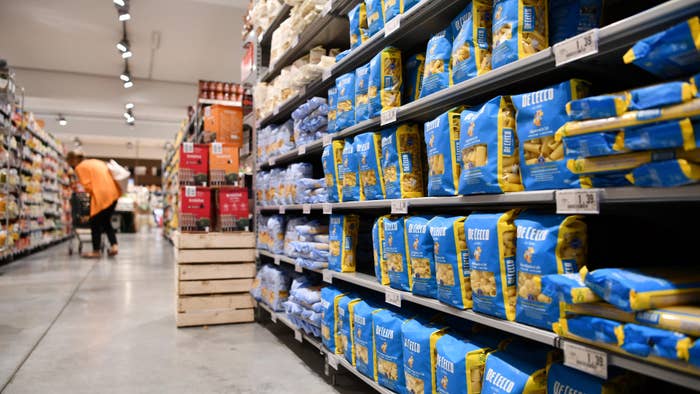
[458,96,523,195]
[514,213,587,330]
[328,86,338,133]
[381,123,424,199]
[405,216,436,299]
[512,80,590,190]
[549,0,603,45]
[425,107,463,196]
[353,301,384,380]
[355,63,371,123]
[372,215,390,285]
[421,29,453,98]
[492,0,549,69]
[429,216,472,309]
[373,309,409,392]
[383,216,413,292]
[321,287,346,354]
[337,294,362,365]
[336,72,356,131]
[365,0,384,38]
[626,158,700,187]
[355,131,385,200]
[404,53,425,104]
[384,0,420,25]
[466,210,518,321]
[369,47,403,118]
[482,351,547,394]
[436,333,495,394]
[322,140,345,203]
[349,3,369,50]
[341,137,362,201]
[401,319,447,394]
[329,214,360,272]
[451,0,493,85]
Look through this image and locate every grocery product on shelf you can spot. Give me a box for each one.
[425,107,463,197]
[430,216,471,310]
[368,47,402,117]
[401,318,446,394]
[381,123,424,199]
[549,0,603,45]
[329,214,359,273]
[349,3,369,50]
[354,131,384,200]
[491,0,549,69]
[383,215,412,292]
[421,29,453,98]
[450,0,493,85]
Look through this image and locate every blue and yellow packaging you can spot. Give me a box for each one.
[616,118,697,152]
[336,73,356,131]
[322,140,345,203]
[626,159,700,187]
[619,324,691,361]
[425,108,463,196]
[629,81,697,111]
[337,294,362,365]
[406,216,437,299]
[492,0,549,69]
[355,131,385,200]
[541,272,601,305]
[355,63,371,123]
[547,362,626,394]
[435,333,493,394]
[482,351,547,394]
[430,216,472,309]
[383,216,413,292]
[341,138,362,201]
[566,93,629,121]
[549,0,603,45]
[349,3,369,50]
[451,0,493,85]
[554,315,622,345]
[329,214,360,272]
[328,86,338,132]
[368,47,403,118]
[353,301,384,380]
[384,0,420,25]
[421,29,453,98]
[405,53,425,104]
[402,319,447,394]
[373,309,409,392]
[372,215,390,285]
[321,287,346,354]
[381,123,424,199]
[365,0,385,38]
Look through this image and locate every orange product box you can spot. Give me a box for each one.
[203,104,243,146]
[179,186,212,232]
[209,142,240,186]
[216,187,250,232]
[179,143,209,186]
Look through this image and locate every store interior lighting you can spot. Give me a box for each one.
[113,0,125,6]
[57,115,67,126]
[116,39,129,53]
[118,11,131,21]
[123,80,133,89]
[125,102,134,110]
[121,50,132,59]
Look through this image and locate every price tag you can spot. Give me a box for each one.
[563,341,608,379]
[385,288,401,307]
[271,312,278,323]
[322,134,333,146]
[294,330,303,342]
[322,270,333,283]
[185,186,197,197]
[390,200,408,214]
[322,68,333,81]
[380,108,398,126]
[298,145,307,155]
[322,0,332,16]
[328,354,339,369]
[322,203,332,215]
[274,256,281,265]
[212,142,223,154]
[295,264,303,273]
[302,204,311,214]
[554,28,599,67]
[183,142,194,153]
[279,206,286,214]
[385,17,400,37]
[556,189,601,214]
[273,106,280,115]
[268,158,276,167]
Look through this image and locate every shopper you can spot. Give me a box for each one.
[67,150,122,258]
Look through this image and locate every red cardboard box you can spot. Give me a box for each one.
[216,187,249,232]
[203,105,243,146]
[179,143,209,186]
[179,186,212,232]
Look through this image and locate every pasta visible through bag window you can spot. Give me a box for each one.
[491,0,549,69]
[381,124,424,199]
[430,216,472,309]
[425,108,464,196]
[369,47,403,118]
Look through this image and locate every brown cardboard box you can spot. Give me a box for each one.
[209,143,239,186]
[203,105,243,146]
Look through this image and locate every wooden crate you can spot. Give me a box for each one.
[174,231,256,327]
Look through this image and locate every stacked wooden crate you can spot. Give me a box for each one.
[174,231,256,327]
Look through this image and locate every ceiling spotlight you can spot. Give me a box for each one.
[118,11,131,21]
[58,115,67,126]
[116,39,129,52]
[127,117,135,125]
[120,64,131,81]
[125,102,134,110]
[123,81,134,89]
[121,50,132,59]
[113,0,125,6]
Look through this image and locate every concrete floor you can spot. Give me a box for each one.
[0,231,371,394]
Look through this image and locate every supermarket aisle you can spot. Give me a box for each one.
[0,232,361,394]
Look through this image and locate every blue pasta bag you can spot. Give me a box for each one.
[429,216,472,309]
[616,119,698,153]
[405,216,437,299]
[329,214,360,272]
[425,108,463,196]
[381,124,424,199]
[482,351,547,394]
[337,295,362,365]
[321,287,346,354]
[402,319,447,394]
[365,0,384,37]
[353,301,384,380]
[619,324,691,360]
[541,272,601,305]
[584,268,700,312]
[626,159,700,187]
[368,47,403,118]
[384,0,420,24]
[355,64,371,123]
[458,96,523,194]
[404,53,425,104]
[580,172,634,189]
[554,315,622,345]
[384,216,413,292]
[355,131,385,200]
[466,211,518,321]
[563,132,621,158]
[492,0,549,69]
[623,17,700,78]
[349,3,369,50]
[512,80,590,190]
[336,73,356,131]
[436,333,494,394]
[547,362,624,394]
[373,215,390,285]
[421,29,453,98]
[549,0,603,45]
[341,138,362,201]
[373,309,409,392]
[690,340,700,367]
[328,86,338,132]
[451,1,493,85]
[322,140,345,203]
[515,213,587,329]
[628,81,697,111]
[566,93,629,121]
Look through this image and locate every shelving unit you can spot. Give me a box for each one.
[258,249,324,274]
[258,301,323,350]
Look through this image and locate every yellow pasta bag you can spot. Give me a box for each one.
[372,215,390,285]
[329,214,360,272]
[381,123,424,199]
[492,0,549,68]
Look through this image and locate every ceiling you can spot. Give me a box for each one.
[0,0,246,159]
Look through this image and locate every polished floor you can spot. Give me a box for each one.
[0,231,370,393]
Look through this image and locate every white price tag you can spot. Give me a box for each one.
[322,134,333,146]
[322,270,333,283]
[380,108,398,126]
[273,106,280,115]
[385,17,400,37]
[322,203,332,215]
[185,186,197,197]
[385,288,401,307]
[328,354,339,369]
[268,158,275,166]
[183,142,194,153]
[322,68,333,81]
[563,341,608,379]
[302,204,311,214]
[390,200,408,214]
[554,28,599,67]
[295,264,303,273]
[298,145,307,156]
[274,256,281,265]
[271,312,278,323]
[279,206,286,214]
[212,142,223,154]
[292,36,299,48]
[556,189,600,214]
[322,0,332,16]
[294,330,303,342]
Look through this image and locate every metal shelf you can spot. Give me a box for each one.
[259,302,323,350]
[258,249,324,274]
[196,98,242,107]
[323,348,395,394]
[257,4,293,49]
[257,139,325,170]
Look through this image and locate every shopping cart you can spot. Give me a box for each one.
[68,192,93,255]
